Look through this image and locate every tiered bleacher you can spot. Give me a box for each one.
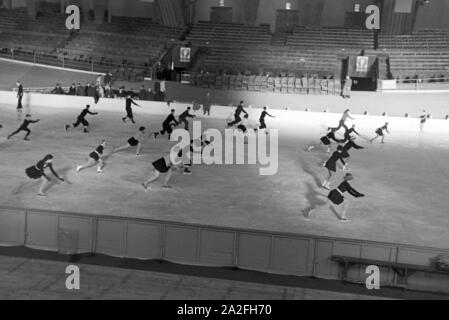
[0,8,69,55]
[62,16,186,78]
[186,21,271,46]
[287,26,376,49]
[379,29,449,79]
[186,23,377,94]
[0,9,186,79]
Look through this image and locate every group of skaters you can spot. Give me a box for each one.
[302,107,432,222]
[2,92,430,219]
[6,93,215,196]
[304,109,393,222]
[4,96,277,197]
[226,101,275,135]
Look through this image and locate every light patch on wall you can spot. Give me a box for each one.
[394,0,413,13]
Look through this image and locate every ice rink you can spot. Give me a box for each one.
[1,103,449,249]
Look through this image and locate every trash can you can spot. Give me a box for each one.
[58,228,79,255]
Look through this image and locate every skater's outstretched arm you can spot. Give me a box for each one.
[346,183,364,198]
[131,99,141,107]
[47,164,64,182]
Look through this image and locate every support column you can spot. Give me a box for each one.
[108,0,112,23]
[26,0,39,19]
[3,0,12,9]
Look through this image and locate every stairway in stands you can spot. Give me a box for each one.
[270,32,289,46]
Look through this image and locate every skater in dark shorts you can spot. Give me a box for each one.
[7,114,40,141]
[303,173,364,222]
[13,154,65,196]
[322,145,346,190]
[76,140,107,174]
[176,136,211,174]
[328,109,355,132]
[340,136,364,170]
[65,105,98,133]
[227,101,248,127]
[113,127,146,156]
[141,154,179,191]
[259,106,275,134]
[419,110,428,133]
[122,95,141,124]
[178,106,196,130]
[307,128,344,154]
[237,114,250,133]
[369,122,390,144]
[153,109,179,140]
[342,124,362,143]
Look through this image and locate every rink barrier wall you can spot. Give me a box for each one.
[0,206,448,294]
[1,90,449,135]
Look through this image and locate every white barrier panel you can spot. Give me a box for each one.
[25,211,59,251]
[164,226,199,263]
[126,222,163,260]
[0,208,26,246]
[361,244,397,285]
[198,229,236,267]
[313,240,338,279]
[96,219,126,257]
[398,247,449,293]
[238,233,272,272]
[271,236,313,275]
[58,215,94,253]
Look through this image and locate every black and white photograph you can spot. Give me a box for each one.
[0,0,448,306]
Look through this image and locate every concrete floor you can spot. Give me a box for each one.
[0,255,391,300]
[1,104,449,249]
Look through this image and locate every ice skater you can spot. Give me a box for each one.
[307,128,344,154]
[321,145,346,190]
[122,95,141,124]
[227,101,248,127]
[16,81,24,110]
[76,140,107,174]
[303,173,364,222]
[113,127,146,156]
[178,106,196,130]
[153,109,179,140]
[7,114,40,141]
[237,114,251,134]
[340,136,364,171]
[13,154,65,196]
[65,105,98,133]
[177,136,211,174]
[369,122,390,144]
[342,124,363,143]
[141,153,181,191]
[328,109,354,132]
[419,110,428,133]
[259,106,275,134]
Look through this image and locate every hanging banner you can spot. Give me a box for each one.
[356,56,369,73]
[180,47,191,63]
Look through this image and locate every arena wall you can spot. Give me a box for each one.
[0,206,448,294]
[1,90,449,134]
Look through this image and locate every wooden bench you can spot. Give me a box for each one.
[331,255,449,288]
